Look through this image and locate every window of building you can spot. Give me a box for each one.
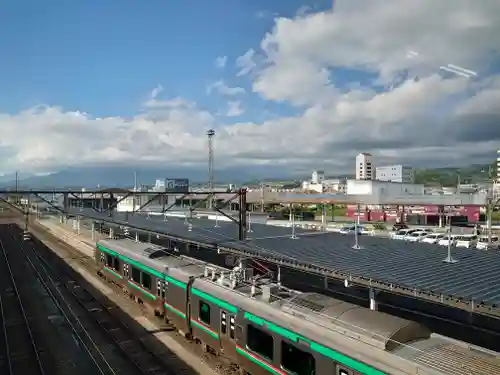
[131,266,141,283]
[247,324,273,360]
[199,301,210,324]
[281,341,315,375]
[142,272,151,290]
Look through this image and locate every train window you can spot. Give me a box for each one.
[338,368,350,375]
[199,301,211,325]
[229,316,235,339]
[112,257,120,271]
[162,282,167,299]
[106,254,113,267]
[221,311,227,334]
[123,264,129,278]
[131,267,141,283]
[281,341,315,375]
[142,273,152,290]
[156,280,162,297]
[247,324,273,360]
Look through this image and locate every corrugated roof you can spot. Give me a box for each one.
[67,208,500,312]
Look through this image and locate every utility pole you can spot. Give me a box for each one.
[207,129,215,209]
[15,171,18,205]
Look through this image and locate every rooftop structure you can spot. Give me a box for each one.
[67,207,500,316]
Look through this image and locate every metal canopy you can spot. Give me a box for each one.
[67,208,500,313]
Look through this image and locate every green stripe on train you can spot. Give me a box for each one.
[245,312,387,375]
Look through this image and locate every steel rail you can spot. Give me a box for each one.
[16,234,113,375]
[0,238,45,375]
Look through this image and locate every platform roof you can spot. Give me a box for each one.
[66,208,500,314]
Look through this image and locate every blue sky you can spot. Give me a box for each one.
[0,0,332,119]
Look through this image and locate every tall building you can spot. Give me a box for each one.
[311,170,325,184]
[376,165,414,183]
[497,149,500,184]
[355,153,374,180]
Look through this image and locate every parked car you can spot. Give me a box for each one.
[421,233,444,244]
[476,236,500,250]
[455,235,478,249]
[390,228,420,240]
[404,231,429,242]
[339,225,364,235]
[438,234,459,247]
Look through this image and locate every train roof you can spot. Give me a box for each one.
[82,209,500,316]
[97,238,230,282]
[193,277,500,374]
[193,275,430,351]
[97,238,500,374]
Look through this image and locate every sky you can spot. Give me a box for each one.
[0,0,499,176]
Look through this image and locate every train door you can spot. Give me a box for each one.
[219,310,237,360]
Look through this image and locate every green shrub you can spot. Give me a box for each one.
[372,222,387,231]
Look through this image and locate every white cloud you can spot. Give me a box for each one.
[150,84,164,99]
[1,1,500,175]
[206,80,245,96]
[214,56,227,69]
[225,101,244,117]
[236,49,257,76]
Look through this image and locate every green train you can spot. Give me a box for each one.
[95,238,500,375]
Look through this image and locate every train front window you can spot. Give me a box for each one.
[131,266,141,283]
[281,341,315,375]
[247,324,273,360]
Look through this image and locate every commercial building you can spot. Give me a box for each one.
[376,165,414,183]
[355,153,374,180]
[346,179,425,197]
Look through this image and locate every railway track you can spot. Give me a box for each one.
[0,238,45,375]
[18,224,196,375]
[0,225,119,375]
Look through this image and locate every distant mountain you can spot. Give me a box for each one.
[1,165,298,189]
[414,163,495,186]
[2,162,495,190]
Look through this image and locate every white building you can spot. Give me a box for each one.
[497,149,500,184]
[301,181,324,193]
[376,165,414,183]
[346,179,425,197]
[355,153,374,180]
[311,170,325,184]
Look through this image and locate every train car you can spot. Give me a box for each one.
[96,239,188,315]
[95,239,500,375]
